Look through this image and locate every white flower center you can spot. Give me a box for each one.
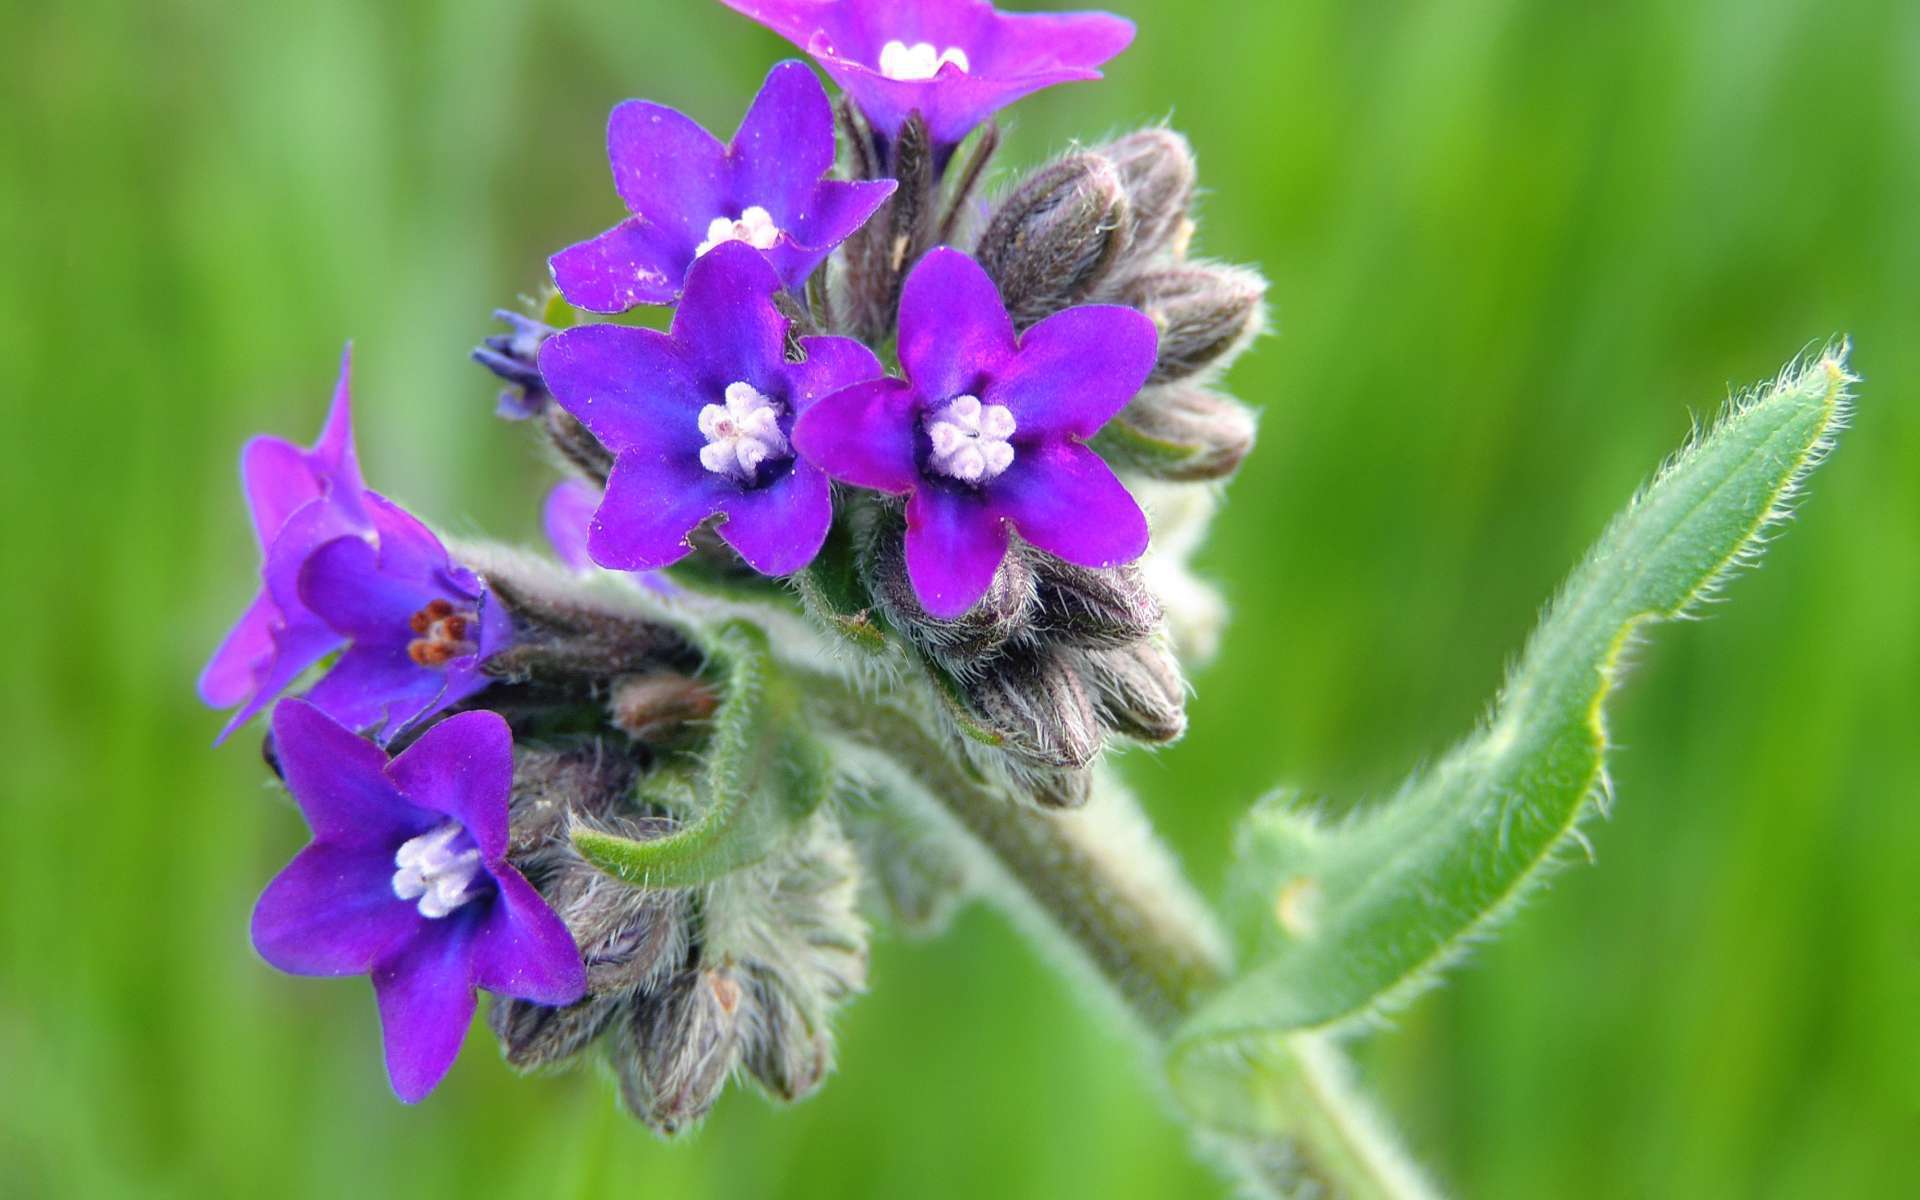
[392,822,485,920]
[878,40,972,81]
[699,381,790,482]
[926,395,1016,484]
[695,206,783,257]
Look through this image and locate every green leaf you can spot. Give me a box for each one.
[573,623,830,888]
[793,515,892,653]
[1170,348,1854,1129]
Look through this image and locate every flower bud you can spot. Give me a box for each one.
[1077,640,1189,744]
[1096,128,1197,265]
[545,407,613,486]
[1102,385,1259,482]
[473,309,555,420]
[962,647,1104,772]
[489,994,621,1072]
[1029,555,1162,648]
[864,519,1035,664]
[976,153,1131,328]
[1030,766,1093,810]
[609,673,720,745]
[1124,264,1268,384]
[739,972,833,1102]
[613,967,743,1135]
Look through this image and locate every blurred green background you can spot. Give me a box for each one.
[4,0,1916,1195]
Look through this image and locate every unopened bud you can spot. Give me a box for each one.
[1078,640,1189,744]
[976,154,1131,328]
[613,968,744,1135]
[545,407,613,486]
[865,520,1035,663]
[739,973,833,1102]
[1096,128,1197,264]
[1101,385,1258,482]
[473,309,556,420]
[506,744,642,852]
[610,673,719,745]
[1029,555,1162,648]
[1030,767,1093,810]
[962,647,1103,772]
[489,994,621,1071]
[1124,264,1268,384]
[518,809,690,998]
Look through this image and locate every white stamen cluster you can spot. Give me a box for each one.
[699,381,790,481]
[695,206,783,258]
[926,395,1016,484]
[392,822,484,919]
[877,40,972,81]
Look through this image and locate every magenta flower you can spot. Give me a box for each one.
[252,701,585,1103]
[200,347,372,744]
[793,248,1156,619]
[550,60,895,314]
[296,493,514,743]
[716,0,1136,150]
[539,242,884,576]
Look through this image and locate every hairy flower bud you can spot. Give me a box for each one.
[1096,128,1197,265]
[739,971,833,1102]
[962,647,1104,774]
[610,673,720,745]
[975,153,1131,328]
[545,407,613,486]
[1102,385,1259,482]
[1029,555,1162,648]
[473,309,556,420]
[1124,264,1268,384]
[613,967,744,1134]
[1077,639,1189,744]
[490,993,622,1072]
[865,518,1035,664]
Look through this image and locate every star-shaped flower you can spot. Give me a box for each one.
[251,700,586,1102]
[716,0,1136,150]
[793,247,1157,618]
[296,493,515,743]
[200,347,372,744]
[550,60,896,313]
[539,242,884,576]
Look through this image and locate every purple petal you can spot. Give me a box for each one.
[905,485,1012,620]
[241,436,326,551]
[898,248,1016,401]
[730,60,838,216]
[549,218,687,314]
[312,345,364,490]
[372,920,478,1103]
[298,536,429,641]
[270,699,432,847]
[262,494,371,617]
[608,99,730,243]
[383,710,515,860]
[789,334,886,412]
[199,591,280,708]
[588,448,727,572]
[363,493,460,592]
[716,461,834,575]
[538,323,705,457]
[543,480,602,572]
[252,841,422,976]
[301,641,448,741]
[993,441,1148,568]
[989,305,1159,439]
[471,868,588,1006]
[212,613,346,745]
[759,177,896,290]
[668,242,788,385]
[791,378,922,494]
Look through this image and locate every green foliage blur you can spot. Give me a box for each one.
[3,0,1915,1195]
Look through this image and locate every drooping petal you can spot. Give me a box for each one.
[730,60,839,215]
[371,919,478,1104]
[543,480,602,572]
[988,305,1159,440]
[300,641,448,741]
[471,868,588,1006]
[270,699,433,847]
[383,710,515,861]
[548,217,688,313]
[715,461,834,575]
[606,100,731,245]
[588,448,727,572]
[252,841,422,977]
[298,536,429,641]
[538,323,707,457]
[668,242,789,388]
[992,441,1149,568]
[905,485,1012,620]
[788,334,886,412]
[791,378,922,494]
[199,591,280,708]
[897,248,1016,402]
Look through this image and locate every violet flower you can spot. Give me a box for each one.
[251,700,586,1103]
[716,0,1136,151]
[792,247,1156,619]
[539,241,883,576]
[200,347,372,744]
[295,493,514,742]
[550,60,895,314]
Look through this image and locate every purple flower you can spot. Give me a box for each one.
[792,247,1156,619]
[539,242,884,576]
[252,700,585,1103]
[717,0,1136,150]
[296,493,515,742]
[200,347,372,744]
[550,60,895,314]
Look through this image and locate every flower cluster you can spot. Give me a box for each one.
[208,0,1264,1118]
